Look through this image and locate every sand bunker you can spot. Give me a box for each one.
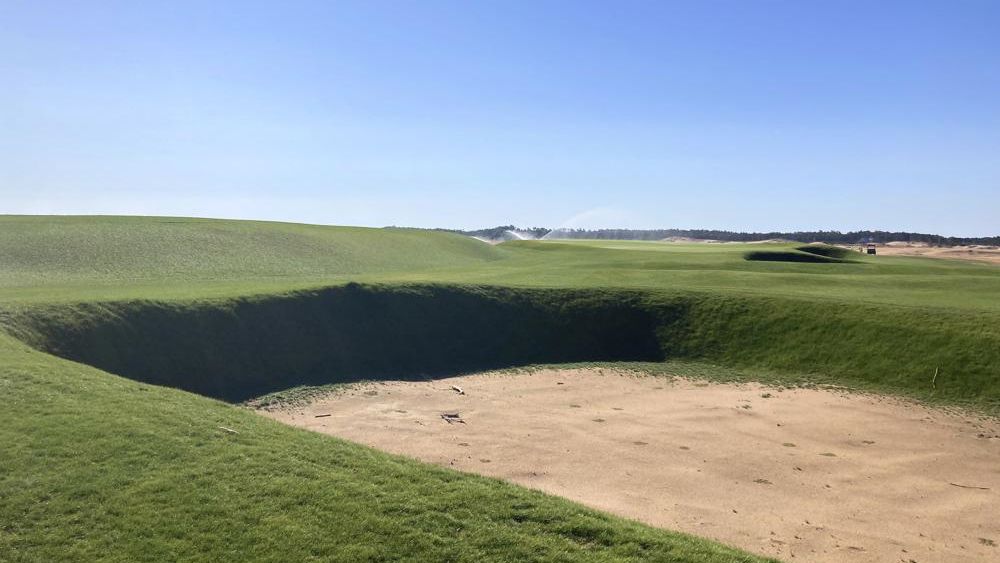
[874,243,1000,265]
[260,369,1000,562]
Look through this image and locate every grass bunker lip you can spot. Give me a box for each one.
[8,284,665,402]
[8,282,1000,411]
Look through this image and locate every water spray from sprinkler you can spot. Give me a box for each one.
[541,207,629,240]
[504,229,536,241]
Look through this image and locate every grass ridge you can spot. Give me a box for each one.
[8,283,999,411]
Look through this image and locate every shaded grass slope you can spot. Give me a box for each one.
[795,244,857,260]
[9,284,1000,411]
[743,250,839,263]
[743,244,859,264]
[8,285,663,401]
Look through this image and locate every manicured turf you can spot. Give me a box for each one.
[5,216,1000,313]
[0,215,502,302]
[2,215,998,562]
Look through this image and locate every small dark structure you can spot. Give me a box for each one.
[866,243,877,255]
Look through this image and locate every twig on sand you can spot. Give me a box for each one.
[441,412,466,424]
[219,426,239,435]
[450,385,465,395]
[314,413,332,418]
[949,482,990,490]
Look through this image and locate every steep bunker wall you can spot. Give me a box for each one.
[8,285,664,401]
[744,244,860,263]
[6,284,999,407]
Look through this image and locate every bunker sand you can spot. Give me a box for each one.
[845,241,1000,265]
[261,369,1000,562]
[876,244,1000,265]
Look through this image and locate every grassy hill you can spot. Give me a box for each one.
[3,216,999,562]
[0,215,503,302]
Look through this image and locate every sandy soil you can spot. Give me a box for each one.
[660,238,1000,264]
[260,369,1000,562]
[873,243,1000,265]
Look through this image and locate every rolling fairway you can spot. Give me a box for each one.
[0,215,503,302]
[2,216,999,562]
[5,217,1000,313]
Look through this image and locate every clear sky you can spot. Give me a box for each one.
[2,1,998,235]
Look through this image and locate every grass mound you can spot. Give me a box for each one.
[795,244,857,260]
[0,215,502,291]
[743,249,842,263]
[743,244,860,263]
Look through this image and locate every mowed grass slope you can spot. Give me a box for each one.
[1,216,998,561]
[0,215,503,302]
[6,217,1000,312]
[392,239,1000,312]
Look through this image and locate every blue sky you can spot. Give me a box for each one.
[2,1,998,235]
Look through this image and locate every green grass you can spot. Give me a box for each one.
[376,239,1000,313]
[0,215,503,302]
[5,218,1000,313]
[2,215,999,561]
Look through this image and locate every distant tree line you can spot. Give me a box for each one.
[448,227,1000,246]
